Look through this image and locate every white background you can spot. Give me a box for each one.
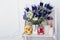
[0,0,59,40]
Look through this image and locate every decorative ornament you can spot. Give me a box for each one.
[37,25,44,35]
[24,25,33,35]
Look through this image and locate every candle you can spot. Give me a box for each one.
[49,27,53,36]
[32,25,37,34]
[44,25,50,35]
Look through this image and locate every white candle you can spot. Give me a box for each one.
[32,25,37,34]
[49,27,53,36]
[44,25,50,35]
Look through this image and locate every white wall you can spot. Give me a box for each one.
[0,0,20,40]
[0,0,59,40]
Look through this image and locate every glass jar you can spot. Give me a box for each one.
[37,24,44,35]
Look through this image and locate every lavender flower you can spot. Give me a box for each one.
[40,2,43,6]
[44,4,53,10]
[32,5,37,11]
[25,7,30,12]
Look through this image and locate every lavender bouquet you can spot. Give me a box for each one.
[23,2,53,25]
